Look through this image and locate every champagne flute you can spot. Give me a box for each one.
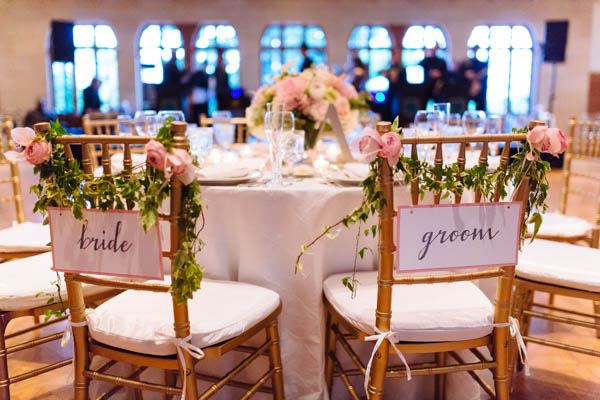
[486,115,503,156]
[265,106,294,186]
[462,111,486,135]
[433,102,450,134]
[117,115,132,136]
[213,110,236,148]
[414,110,442,162]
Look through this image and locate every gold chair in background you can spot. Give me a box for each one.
[200,113,248,143]
[48,122,284,399]
[323,122,531,399]
[0,117,50,260]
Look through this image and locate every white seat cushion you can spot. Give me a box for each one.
[0,252,115,311]
[517,239,600,292]
[0,222,50,253]
[529,212,594,239]
[324,272,494,342]
[86,279,281,356]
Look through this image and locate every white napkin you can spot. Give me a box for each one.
[196,164,250,179]
[111,152,147,170]
[343,163,370,179]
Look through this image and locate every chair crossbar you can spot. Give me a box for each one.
[400,133,526,145]
[9,358,71,384]
[83,367,180,395]
[523,335,600,357]
[447,351,496,399]
[195,372,273,394]
[531,302,600,319]
[524,309,600,329]
[393,268,504,285]
[238,369,276,400]
[333,325,366,374]
[330,351,361,400]
[385,360,496,378]
[7,331,63,354]
[96,365,147,400]
[5,315,67,339]
[0,178,14,184]
[199,338,272,398]
[469,347,492,363]
[71,275,170,293]
[333,362,438,378]
[54,136,152,145]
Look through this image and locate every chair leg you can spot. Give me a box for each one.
[548,293,555,305]
[0,315,10,400]
[508,282,528,388]
[434,352,446,400]
[324,311,337,395]
[521,289,535,337]
[366,339,390,399]
[266,318,285,400]
[164,370,178,400]
[594,301,600,339]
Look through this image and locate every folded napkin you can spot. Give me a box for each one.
[343,163,370,179]
[196,164,250,179]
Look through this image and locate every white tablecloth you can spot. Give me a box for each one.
[192,178,494,400]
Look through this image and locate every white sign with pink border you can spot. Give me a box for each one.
[48,207,164,279]
[396,202,522,273]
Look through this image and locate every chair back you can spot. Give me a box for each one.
[562,118,600,242]
[373,121,533,336]
[0,117,25,223]
[199,113,248,143]
[34,121,198,394]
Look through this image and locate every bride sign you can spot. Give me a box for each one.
[396,202,522,273]
[315,103,354,162]
[48,207,164,279]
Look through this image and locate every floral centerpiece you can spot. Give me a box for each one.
[246,65,371,149]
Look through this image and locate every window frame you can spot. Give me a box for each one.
[347,24,394,81]
[193,23,241,89]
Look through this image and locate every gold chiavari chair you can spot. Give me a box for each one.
[0,117,50,260]
[323,121,533,399]
[200,113,248,143]
[47,122,284,399]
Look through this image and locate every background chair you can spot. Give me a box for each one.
[49,122,284,399]
[200,114,248,143]
[323,121,531,399]
[0,117,50,260]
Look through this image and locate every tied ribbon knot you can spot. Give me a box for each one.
[364,328,411,398]
[61,318,88,348]
[156,332,205,400]
[494,316,530,376]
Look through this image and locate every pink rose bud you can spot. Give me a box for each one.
[556,129,568,154]
[146,140,167,170]
[24,140,51,165]
[355,128,382,163]
[167,148,193,175]
[380,132,402,167]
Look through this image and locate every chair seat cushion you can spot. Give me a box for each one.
[517,239,600,292]
[529,212,594,239]
[0,222,50,253]
[323,272,494,342]
[0,253,114,311]
[86,279,281,356]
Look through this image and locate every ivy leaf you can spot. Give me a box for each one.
[528,212,543,242]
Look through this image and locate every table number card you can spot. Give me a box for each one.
[396,202,522,273]
[48,207,164,279]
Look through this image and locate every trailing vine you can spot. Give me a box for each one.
[296,120,557,295]
[27,119,204,315]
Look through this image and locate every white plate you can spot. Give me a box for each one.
[197,170,261,186]
[326,170,364,186]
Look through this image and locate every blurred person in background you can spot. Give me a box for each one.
[300,44,313,71]
[82,78,102,114]
[384,49,407,118]
[458,45,488,110]
[24,98,53,127]
[183,65,210,124]
[215,49,232,110]
[419,44,448,102]
[351,55,367,91]
[158,58,183,110]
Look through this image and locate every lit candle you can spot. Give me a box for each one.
[207,148,222,164]
[326,143,341,162]
[240,145,254,158]
[312,154,330,173]
[223,152,239,164]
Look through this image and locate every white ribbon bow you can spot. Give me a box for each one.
[364,328,411,398]
[157,332,205,400]
[494,316,530,376]
[61,318,88,348]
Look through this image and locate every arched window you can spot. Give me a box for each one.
[348,25,393,80]
[51,23,119,114]
[139,24,185,85]
[402,25,447,84]
[467,25,533,115]
[195,24,240,88]
[260,24,327,84]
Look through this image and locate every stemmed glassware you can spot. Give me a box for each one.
[134,110,157,136]
[265,103,295,186]
[284,130,306,177]
[157,110,185,125]
[213,110,236,148]
[117,115,132,136]
[486,114,503,156]
[462,111,486,135]
[433,102,451,134]
[414,110,443,162]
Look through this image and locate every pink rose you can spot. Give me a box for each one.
[549,128,568,155]
[380,132,402,167]
[526,126,568,160]
[167,148,195,185]
[4,127,36,162]
[354,128,382,163]
[146,140,167,170]
[339,83,358,99]
[275,76,308,110]
[24,140,51,164]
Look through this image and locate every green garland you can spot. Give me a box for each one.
[296,120,550,296]
[31,119,204,317]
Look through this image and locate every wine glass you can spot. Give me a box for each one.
[265,107,294,186]
[134,110,157,137]
[212,110,236,148]
[462,111,486,135]
[433,102,451,134]
[188,127,214,160]
[414,110,443,162]
[157,110,185,125]
[486,114,503,156]
[117,115,132,136]
[284,130,305,177]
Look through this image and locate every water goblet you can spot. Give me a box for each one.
[213,110,236,148]
[157,110,185,125]
[265,109,294,186]
[486,115,503,156]
[117,115,132,136]
[134,110,157,137]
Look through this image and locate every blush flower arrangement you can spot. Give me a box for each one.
[246,65,370,149]
[296,118,568,295]
[5,119,204,311]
